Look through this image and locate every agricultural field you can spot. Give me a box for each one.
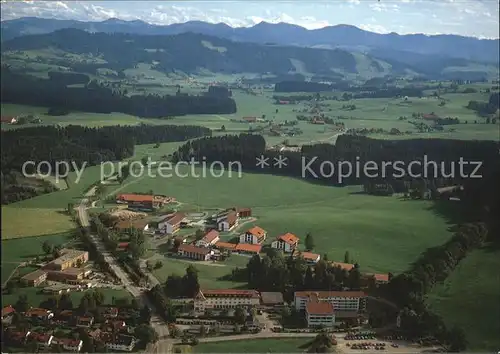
[189,338,309,353]
[1,207,74,239]
[117,166,452,274]
[427,245,500,352]
[3,79,498,142]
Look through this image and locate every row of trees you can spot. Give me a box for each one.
[1,68,237,117]
[466,92,500,116]
[378,223,489,351]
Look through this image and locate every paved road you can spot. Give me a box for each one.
[78,186,173,353]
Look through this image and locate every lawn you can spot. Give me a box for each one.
[427,245,500,352]
[191,338,309,353]
[120,166,452,274]
[1,207,74,239]
[151,254,250,289]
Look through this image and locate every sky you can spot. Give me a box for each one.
[1,0,499,39]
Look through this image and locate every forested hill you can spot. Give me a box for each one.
[1,29,362,77]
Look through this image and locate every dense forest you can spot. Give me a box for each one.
[1,124,210,204]
[0,68,237,117]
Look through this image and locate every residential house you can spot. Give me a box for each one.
[196,229,220,248]
[214,241,237,252]
[76,315,94,327]
[194,289,261,313]
[27,332,54,347]
[21,269,48,287]
[114,218,150,232]
[53,338,83,352]
[294,291,367,314]
[101,333,136,352]
[234,243,262,255]
[217,210,238,231]
[271,233,299,253]
[306,298,335,328]
[2,305,15,324]
[177,244,213,261]
[239,226,266,244]
[158,212,185,235]
[299,251,321,265]
[25,307,54,321]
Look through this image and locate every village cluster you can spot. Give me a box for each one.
[2,303,139,352]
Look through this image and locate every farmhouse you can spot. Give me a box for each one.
[271,233,299,253]
[196,229,220,248]
[234,243,262,255]
[158,212,185,235]
[306,298,335,328]
[217,210,238,231]
[214,241,237,251]
[177,244,213,261]
[115,194,169,211]
[194,289,261,313]
[113,218,150,232]
[239,226,267,244]
[294,291,367,313]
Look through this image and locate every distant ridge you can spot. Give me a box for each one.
[1,17,499,63]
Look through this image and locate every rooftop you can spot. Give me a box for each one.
[260,292,284,305]
[2,305,15,317]
[21,269,47,281]
[44,249,87,267]
[116,194,154,203]
[163,212,186,225]
[201,289,260,298]
[277,232,299,244]
[306,301,334,315]
[114,218,150,230]
[295,291,366,299]
[178,244,212,255]
[300,252,320,261]
[202,229,220,243]
[235,243,262,253]
[246,226,266,238]
[330,261,355,271]
[214,241,237,250]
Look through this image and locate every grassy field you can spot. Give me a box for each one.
[1,207,74,239]
[190,338,309,353]
[427,245,500,352]
[151,254,250,289]
[1,232,75,281]
[119,166,451,274]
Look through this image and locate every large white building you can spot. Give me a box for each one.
[194,289,261,313]
[158,212,185,235]
[294,291,366,312]
[196,229,220,248]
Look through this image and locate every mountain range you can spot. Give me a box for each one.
[2,17,499,64]
[1,27,498,82]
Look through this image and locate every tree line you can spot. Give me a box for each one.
[1,68,237,118]
[466,92,500,116]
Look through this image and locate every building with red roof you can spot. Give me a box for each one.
[239,226,267,244]
[306,300,335,327]
[217,210,238,231]
[234,243,262,255]
[294,291,367,316]
[271,232,299,253]
[196,229,220,248]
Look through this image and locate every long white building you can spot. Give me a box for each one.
[294,291,366,312]
[194,289,261,313]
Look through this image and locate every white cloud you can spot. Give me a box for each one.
[359,23,389,34]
